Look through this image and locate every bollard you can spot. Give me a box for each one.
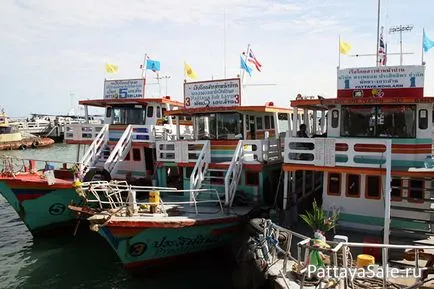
[149,190,160,213]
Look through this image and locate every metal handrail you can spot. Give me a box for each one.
[79,181,223,216]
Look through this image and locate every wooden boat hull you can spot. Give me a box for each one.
[0,173,82,235]
[0,137,54,150]
[92,214,246,270]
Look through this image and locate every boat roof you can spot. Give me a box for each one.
[79,96,184,108]
[165,102,293,116]
[290,96,434,110]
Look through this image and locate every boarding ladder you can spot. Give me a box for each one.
[103,125,133,176]
[80,124,109,175]
[189,140,244,207]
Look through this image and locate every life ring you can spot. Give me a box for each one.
[83,168,112,182]
[32,140,40,148]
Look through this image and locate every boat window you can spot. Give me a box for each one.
[125,151,130,161]
[391,178,402,201]
[365,175,381,199]
[195,113,242,140]
[418,109,428,130]
[147,106,154,118]
[195,114,217,140]
[217,113,242,140]
[270,115,275,129]
[106,107,112,118]
[278,113,289,132]
[245,171,259,186]
[408,179,424,203]
[256,117,263,130]
[112,107,146,125]
[157,106,161,118]
[327,173,341,196]
[264,116,270,129]
[331,109,339,128]
[341,105,415,138]
[346,174,360,198]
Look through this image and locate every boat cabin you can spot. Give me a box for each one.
[154,78,294,207]
[64,78,190,181]
[282,64,434,236]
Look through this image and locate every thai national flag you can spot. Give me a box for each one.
[246,49,262,72]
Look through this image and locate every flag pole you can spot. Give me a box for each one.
[240,44,250,107]
[422,28,425,65]
[375,0,381,67]
[240,44,250,85]
[183,61,186,82]
[338,35,341,68]
[142,53,148,98]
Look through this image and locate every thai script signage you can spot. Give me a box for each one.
[184,78,241,108]
[337,65,425,98]
[103,79,145,99]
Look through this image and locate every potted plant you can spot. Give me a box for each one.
[300,199,339,269]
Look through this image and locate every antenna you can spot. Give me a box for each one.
[155,75,171,96]
[389,24,414,65]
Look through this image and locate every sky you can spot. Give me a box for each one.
[1,0,434,118]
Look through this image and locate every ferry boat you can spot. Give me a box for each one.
[281,63,434,241]
[66,77,297,270]
[0,77,189,236]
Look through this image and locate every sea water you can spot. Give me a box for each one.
[0,144,235,289]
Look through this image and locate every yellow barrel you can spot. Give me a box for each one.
[149,190,160,204]
[357,254,375,267]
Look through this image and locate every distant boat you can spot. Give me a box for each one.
[0,110,54,150]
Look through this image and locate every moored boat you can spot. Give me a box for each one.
[66,76,303,269]
[0,110,54,150]
[0,76,189,236]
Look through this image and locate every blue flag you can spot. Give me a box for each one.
[146,59,160,71]
[423,29,434,52]
[240,56,252,76]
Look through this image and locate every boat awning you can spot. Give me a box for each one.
[291,96,434,109]
[165,104,293,116]
[79,97,184,108]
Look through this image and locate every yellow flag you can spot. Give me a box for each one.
[339,40,352,54]
[105,63,118,73]
[184,62,197,80]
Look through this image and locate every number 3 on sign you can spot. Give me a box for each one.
[234,95,240,104]
[185,97,191,106]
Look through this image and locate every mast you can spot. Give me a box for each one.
[375,0,381,67]
[224,8,227,78]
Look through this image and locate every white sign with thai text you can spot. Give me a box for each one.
[103,79,145,99]
[184,78,241,108]
[337,65,425,90]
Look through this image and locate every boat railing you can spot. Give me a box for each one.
[156,140,209,163]
[64,123,106,142]
[79,124,109,174]
[104,125,133,174]
[189,141,210,192]
[225,140,243,206]
[251,219,434,289]
[78,180,223,215]
[237,139,283,164]
[284,137,392,168]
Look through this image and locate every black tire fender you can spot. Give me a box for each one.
[83,168,111,182]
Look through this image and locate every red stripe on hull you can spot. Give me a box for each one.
[16,193,45,201]
[1,174,73,189]
[337,88,423,98]
[106,216,242,229]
